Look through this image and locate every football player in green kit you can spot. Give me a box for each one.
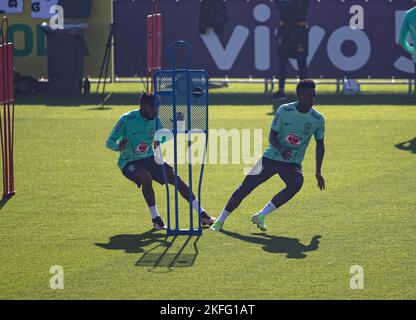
[211,79,325,232]
[399,5,416,81]
[106,92,215,230]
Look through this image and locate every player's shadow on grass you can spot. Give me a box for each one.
[395,138,416,154]
[135,235,200,269]
[95,230,166,254]
[221,230,321,259]
[95,230,200,269]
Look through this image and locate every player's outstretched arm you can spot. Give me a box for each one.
[315,139,325,190]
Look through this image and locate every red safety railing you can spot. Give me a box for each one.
[0,16,15,200]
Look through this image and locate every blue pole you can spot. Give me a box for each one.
[198,71,209,232]
[172,69,179,232]
[186,69,193,232]
[154,72,171,231]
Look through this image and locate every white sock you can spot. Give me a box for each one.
[258,201,277,216]
[192,199,206,214]
[148,205,160,219]
[217,208,231,223]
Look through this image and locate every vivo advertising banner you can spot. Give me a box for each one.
[114,0,415,79]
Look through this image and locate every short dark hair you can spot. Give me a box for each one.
[296,79,316,96]
[140,92,155,108]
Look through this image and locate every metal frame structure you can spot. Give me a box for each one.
[154,41,209,236]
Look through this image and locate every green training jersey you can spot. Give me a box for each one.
[263,102,325,166]
[399,6,416,63]
[105,110,163,170]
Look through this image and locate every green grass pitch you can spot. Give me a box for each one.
[0,83,415,299]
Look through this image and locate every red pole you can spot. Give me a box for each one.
[5,18,11,195]
[0,16,15,199]
[6,93,12,196]
[1,20,4,197]
[1,21,9,198]
[146,1,161,94]
[10,100,14,193]
[0,105,5,198]
[2,104,9,198]
[153,0,157,93]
